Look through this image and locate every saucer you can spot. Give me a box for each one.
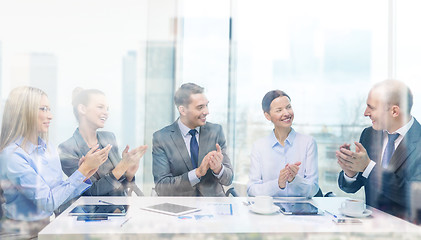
[339,208,372,218]
[249,204,280,215]
[273,197,309,202]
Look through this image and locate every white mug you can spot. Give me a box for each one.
[253,196,274,211]
[341,199,366,214]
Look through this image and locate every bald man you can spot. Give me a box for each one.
[336,80,421,220]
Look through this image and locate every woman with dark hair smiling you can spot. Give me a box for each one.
[58,88,147,200]
[247,90,319,198]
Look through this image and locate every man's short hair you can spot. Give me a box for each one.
[174,83,204,107]
[372,80,413,115]
[262,90,291,113]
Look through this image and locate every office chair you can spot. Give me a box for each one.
[150,188,158,196]
[126,182,144,196]
[410,182,421,223]
[225,187,239,197]
[315,188,336,197]
[0,185,4,219]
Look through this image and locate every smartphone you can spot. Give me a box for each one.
[333,218,362,224]
[77,215,108,221]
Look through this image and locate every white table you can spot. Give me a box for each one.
[39,196,421,239]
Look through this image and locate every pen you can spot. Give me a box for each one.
[99,200,115,205]
[324,210,338,218]
[120,216,132,227]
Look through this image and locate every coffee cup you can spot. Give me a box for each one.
[341,199,366,214]
[253,196,274,211]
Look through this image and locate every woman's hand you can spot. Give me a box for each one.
[286,162,301,183]
[78,144,112,179]
[123,145,148,181]
[112,145,148,181]
[278,168,288,189]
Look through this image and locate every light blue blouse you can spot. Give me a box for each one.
[247,128,319,197]
[0,137,91,221]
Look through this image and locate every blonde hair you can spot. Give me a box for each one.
[72,87,105,122]
[0,86,48,151]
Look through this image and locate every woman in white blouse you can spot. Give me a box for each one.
[247,90,319,197]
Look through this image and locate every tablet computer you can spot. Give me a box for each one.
[275,202,319,215]
[69,204,129,216]
[141,203,200,216]
[76,215,109,221]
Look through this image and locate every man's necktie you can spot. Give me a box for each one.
[381,133,400,168]
[189,129,199,169]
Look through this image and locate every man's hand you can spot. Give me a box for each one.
[339,143,351,151]
[196,154,210,178]
[208,144,223,175]
[336,142,370,177]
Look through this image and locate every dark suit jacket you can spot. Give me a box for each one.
[338,118,421,219]
[152,121,233,196]
[58,129,142,197]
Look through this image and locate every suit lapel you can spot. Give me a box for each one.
[73,129,91,156]
[389,140,413,172]
[368,129,383,164]
[198,124,211,166]
[97,132,119,167]
[169,121,194,170]
[388,119,421,172]
[73,128,101,179]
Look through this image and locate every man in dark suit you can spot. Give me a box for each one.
[337,80,421,220]
[152,83,233,196]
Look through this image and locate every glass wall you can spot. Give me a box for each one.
[0,0,419,205]
[0,0,149,143]
[396,0,421,118]
[230,0,388,198]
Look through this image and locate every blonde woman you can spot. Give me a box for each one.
[0,86,109,235]
[58,88,147,198]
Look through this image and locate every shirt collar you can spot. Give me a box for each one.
[384,116,414,137]
[270,128,296,147]
[15,136,47,154]
[177,118,200,137]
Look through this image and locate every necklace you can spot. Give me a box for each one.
[87,142,98,148]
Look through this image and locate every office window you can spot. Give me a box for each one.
[178,0,231,128]
[396,0,421,118]
[231,0,388,198]
[0,0,151,187]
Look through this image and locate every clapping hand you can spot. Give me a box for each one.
[123,145,148,180]
[196,154,210,178]
[78,144,112,180]
[278,162,301,189]
[286,162,301,182]
[208,144,223,175]
[336,142,370,177]
[278,168,289,189]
